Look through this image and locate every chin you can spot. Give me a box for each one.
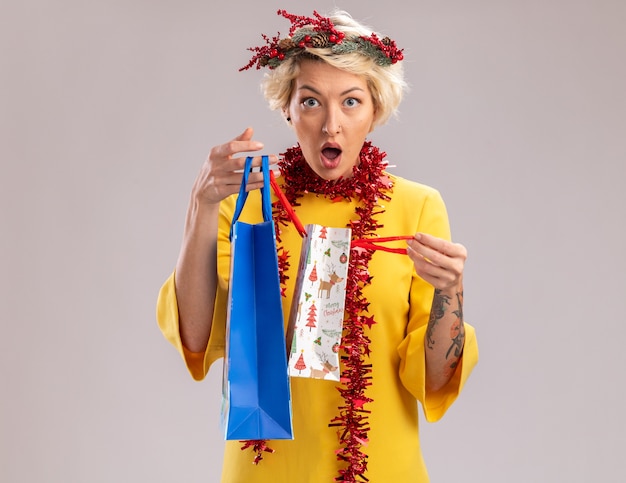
[317,168,351,181]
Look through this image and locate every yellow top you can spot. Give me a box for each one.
[157,173,478,482]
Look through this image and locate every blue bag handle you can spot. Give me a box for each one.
[230,155,272,240]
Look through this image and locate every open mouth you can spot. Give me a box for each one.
[322,147,342,160]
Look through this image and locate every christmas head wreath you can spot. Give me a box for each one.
[240,9,404,71]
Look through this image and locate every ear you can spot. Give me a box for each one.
[283,109,291,124]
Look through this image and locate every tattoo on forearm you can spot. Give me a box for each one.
[426,289,451,350]
[446,290,465,360]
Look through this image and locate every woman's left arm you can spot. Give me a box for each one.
[407,232,467,392]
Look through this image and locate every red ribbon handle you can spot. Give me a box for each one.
[270,171,413,253]
[269,170,307,237]
[351,235,414,254]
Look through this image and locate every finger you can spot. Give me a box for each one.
[236,126,255,142]
[214,162,278,191]
[410,234,466,262]
[408,247,461,289]
[226,154,280,175]
[210,171,249,188]
[211,129,265,159]
[411,253,446,279]
[244,154,281,169]
[413,233,459,254]
[407,239,450,268]
[244,181,267,192]
[244,168,279,190]
[407,242,465,277]
[407,244,449,275]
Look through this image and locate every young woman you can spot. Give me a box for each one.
[157,10,478,482]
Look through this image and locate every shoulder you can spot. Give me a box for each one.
[384,173,451,238]
[386,173,444,205]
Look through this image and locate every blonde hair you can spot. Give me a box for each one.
[261,10,408,129]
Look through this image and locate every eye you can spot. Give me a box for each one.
[302,97,320,108]
[344,97,361,108]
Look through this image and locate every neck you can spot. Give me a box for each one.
[278,141,393,199]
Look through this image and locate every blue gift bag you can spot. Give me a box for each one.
[221,155,294,441]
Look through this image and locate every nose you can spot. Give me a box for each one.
[322,106,342,135]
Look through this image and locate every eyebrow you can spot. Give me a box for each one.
[298,85,365,96]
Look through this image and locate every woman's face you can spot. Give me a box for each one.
[286,59,376,180]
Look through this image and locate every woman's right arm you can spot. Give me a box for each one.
[174,127,275,352]
[175,198,220,353]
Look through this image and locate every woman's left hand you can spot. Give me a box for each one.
[407,233,467,291]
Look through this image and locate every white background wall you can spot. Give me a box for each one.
[2,0,625,481]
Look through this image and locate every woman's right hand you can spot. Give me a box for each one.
[191,127,278,205]
[176,127,276,352]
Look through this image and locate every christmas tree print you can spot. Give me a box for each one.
[306,301,318,331]
[318,226,328,239]
[308,262,318,285]
[294,351,306,374]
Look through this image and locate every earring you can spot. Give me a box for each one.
[286,117,291,122]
